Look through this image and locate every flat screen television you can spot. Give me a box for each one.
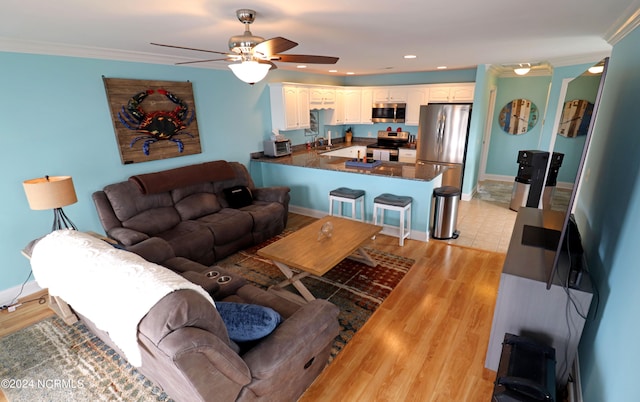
[543,57,609,289]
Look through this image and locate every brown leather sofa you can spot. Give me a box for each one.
[24,236,340,402]
[92,160,290,265]
[80,269,340,402]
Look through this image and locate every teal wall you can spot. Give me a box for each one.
[574,25,640,401]
[485,75,552,176]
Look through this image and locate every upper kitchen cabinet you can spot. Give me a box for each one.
[405,86,429,125]
[344,88,363,124]
[325,89,345,125]
[373,87,408,103]
[270,84,311,131]
[360,88,373,124]
[309,86,337,109]
[427,83,475,102]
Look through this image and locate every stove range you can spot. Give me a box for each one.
[366,130,410,161]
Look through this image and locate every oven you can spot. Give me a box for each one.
[365,130,410,162]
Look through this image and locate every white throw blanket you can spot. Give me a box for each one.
[30,230,216,367]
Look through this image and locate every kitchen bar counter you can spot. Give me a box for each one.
[249,141,444,242]
[252,145,446,182]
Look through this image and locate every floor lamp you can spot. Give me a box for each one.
[23,175,78,231]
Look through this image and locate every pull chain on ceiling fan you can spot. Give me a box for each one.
[151,8,339,85]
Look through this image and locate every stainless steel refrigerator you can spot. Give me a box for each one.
[416,103,472,189]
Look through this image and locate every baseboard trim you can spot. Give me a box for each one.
[0,280,43,307]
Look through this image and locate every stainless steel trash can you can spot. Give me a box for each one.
[509,177,531,212]
[432,186,461,240]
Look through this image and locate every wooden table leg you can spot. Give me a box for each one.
[49,295,78,325]
[271,261,316,302]
[348,247,378,267]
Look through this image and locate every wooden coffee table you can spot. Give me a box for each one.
[257,216,382,302]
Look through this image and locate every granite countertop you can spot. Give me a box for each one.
[251,140,446,182]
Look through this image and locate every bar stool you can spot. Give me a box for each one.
[329,187,365,221]
[373,193,412,246]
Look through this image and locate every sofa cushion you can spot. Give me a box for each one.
[122,207,181,236]
[197,209,254,245]
[175,192,222,220]
[104,181,174,222]
[216,302,282,342]
[156,221,215,265]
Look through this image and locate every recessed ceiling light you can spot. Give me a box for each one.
[346,72,355,75]
[437,66,447,70]
[404,55,417,59]
[329,69,338,73]
[296,65,307,69]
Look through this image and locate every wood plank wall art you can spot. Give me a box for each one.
[103,77,202,164]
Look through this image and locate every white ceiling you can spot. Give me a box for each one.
[2,0,639,76]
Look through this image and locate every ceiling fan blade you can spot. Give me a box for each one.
[253,37,298,58]
[275,54,339,64]
[175,58,233,65]
[257,60,278,70]
[150,42,229,56]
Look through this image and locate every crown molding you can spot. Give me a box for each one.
[0,37,228,71]
[605,2,640,45]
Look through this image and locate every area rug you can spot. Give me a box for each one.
[216,232,416,360]
[0,316,172,402]
[0,235,414,401]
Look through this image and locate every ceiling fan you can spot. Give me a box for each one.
[151,9,339,84]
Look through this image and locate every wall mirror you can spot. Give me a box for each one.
[544,57,609,289]
[547,59,608,212]
[498,98,539,135]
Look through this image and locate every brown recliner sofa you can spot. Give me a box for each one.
[80,271,340,402]
[24,234,340,402]
[92,160,290,265]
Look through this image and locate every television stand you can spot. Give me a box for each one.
[484,207,593,386]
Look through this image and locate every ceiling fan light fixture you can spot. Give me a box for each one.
[514,63,531,75]
[228,60,271,85]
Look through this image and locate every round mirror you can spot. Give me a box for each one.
[498,98,539,135]
[558,99,593,138]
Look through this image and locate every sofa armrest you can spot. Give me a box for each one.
[241,299,339,379]
[251,186,291,205]
[158,327,251,401]
[107,227,149,246]
[126,236,175,264]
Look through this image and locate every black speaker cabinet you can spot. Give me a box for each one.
[493,333,556,402]
[516,150,549,208]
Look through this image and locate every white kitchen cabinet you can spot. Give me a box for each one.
[343,88,362,124]
[405,86,428,125]
[309,86,336,109]
[359,88,373,124]
[372,87,407,103]
[427,83,475,103]
[398,149,417,163]
[270,84,310,131]
[325,89,345,125]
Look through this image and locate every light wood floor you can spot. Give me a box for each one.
[0,213,504,401]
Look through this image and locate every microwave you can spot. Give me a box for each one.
[263,139,292,157]
[371,102,406,123]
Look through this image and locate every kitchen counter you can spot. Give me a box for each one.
[252,144,445,182]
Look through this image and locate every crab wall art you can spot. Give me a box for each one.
[103,78,202,164]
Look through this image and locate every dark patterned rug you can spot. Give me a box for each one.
[0,234,414,401]
[217,233,415,360]
[0,316,172,402]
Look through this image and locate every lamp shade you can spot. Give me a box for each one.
[228,61,271,85]
[23,176,77,210]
